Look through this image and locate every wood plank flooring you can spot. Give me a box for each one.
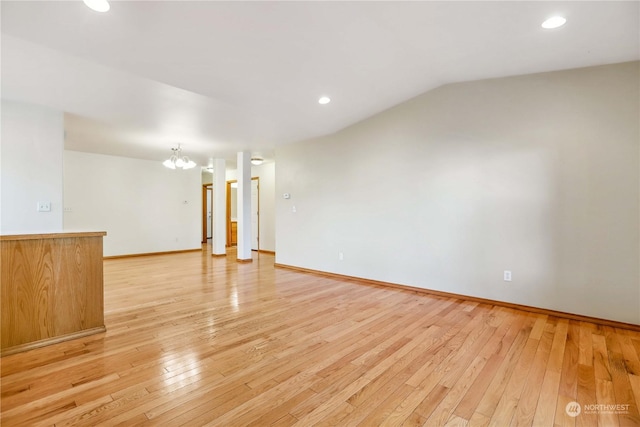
[1,246,639,426]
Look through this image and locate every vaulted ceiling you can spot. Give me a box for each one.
[2,1,638,167]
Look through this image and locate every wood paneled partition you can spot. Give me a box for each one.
[1,231,106,356]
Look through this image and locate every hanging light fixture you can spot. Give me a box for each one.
[163,145,197,170]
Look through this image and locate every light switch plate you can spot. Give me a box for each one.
[37,201,51,212]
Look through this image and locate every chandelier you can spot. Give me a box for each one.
[163,145,196,170]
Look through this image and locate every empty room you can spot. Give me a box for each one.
[1,1,639,426]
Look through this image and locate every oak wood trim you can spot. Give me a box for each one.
[274,263,640,332]
[237,258,253,263]
[211,253,227,258]
[202,184,206,243]
[1,326,106,357]
[0,231,107,241]
[226,177,260,249]
[226,180,235,246]
[258,249,275,255]
[254,176,260,251]
[104,248,202,260]
[202,184,212,244]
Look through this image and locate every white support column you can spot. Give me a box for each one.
[212,158,226,256]
[236,151,252,262]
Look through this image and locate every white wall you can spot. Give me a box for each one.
[276,61,640,324]
[1,100,64,233]
[64,151,201,257]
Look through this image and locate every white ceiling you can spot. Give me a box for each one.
[1,1,639,167]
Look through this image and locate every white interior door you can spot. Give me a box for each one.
[251,179,259,250]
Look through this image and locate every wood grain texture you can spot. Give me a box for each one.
[0,327,106,357]
[0,231,106,241]
[1,245,638,426]
[103,248,201,260]
[1,233,105,354]
[275,263,640,332]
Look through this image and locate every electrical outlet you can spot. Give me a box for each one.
[503,270,512,282]
[339,251,344,261]
[37,201,51,212]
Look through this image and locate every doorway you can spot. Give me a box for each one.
[226,177,259,250]
[201,184,212,244]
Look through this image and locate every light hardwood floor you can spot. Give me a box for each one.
[1,246,639,426]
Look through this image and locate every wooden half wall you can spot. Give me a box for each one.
[1,231,106,356]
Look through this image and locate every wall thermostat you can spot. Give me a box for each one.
[283,193,291,199]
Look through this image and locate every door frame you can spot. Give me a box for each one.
[201,184,212,243]
[226,177,259,249]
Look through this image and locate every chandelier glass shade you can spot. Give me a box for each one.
[163,145,197,170]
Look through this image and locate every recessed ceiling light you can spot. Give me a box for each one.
[83,0,110,13]
[318,96,331,105]
[541,16,566,29]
